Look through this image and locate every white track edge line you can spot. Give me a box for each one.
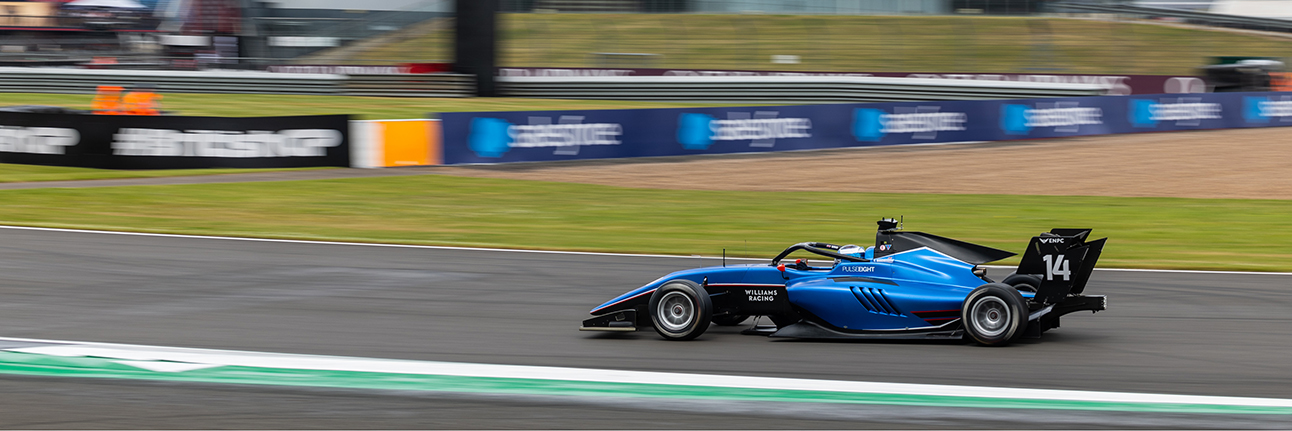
[2,336,1292,408]
[0,225,745,261]
[1,224,1288,275]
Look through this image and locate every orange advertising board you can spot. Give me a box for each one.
[377,120,441,167]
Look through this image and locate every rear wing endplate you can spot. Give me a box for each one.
[1016,229,1107,304]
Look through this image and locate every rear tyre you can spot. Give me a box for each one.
[1002,273,1042,292]
[712,314,749,326]
[961,283,1028,346]
[649,280,713,341]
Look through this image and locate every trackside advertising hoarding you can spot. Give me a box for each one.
[440,92,1292,165]
[0,113,350,169]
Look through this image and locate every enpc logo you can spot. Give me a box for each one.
[675,111,811,150]
[1245,96,1268,123]
[677,113,716,150]
[1129,99,1157,128]
[852,107,967,142]
[1243,96,1292,123]
[1128,98,1220,128]
[1000,104,1032,135]
[999,102,1102,135]
[467,117,513,158]
[852,109,886,142]
[466,116,624,158]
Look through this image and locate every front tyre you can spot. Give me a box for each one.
[649,280,713,341]
[962,283,1028,346]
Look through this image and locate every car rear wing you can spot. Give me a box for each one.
[1015,229,1107,304]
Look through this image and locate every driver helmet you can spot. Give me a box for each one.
[838,244,864,258]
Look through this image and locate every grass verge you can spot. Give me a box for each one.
[330,14,1292,76]
[0,164,326,184]
[0,93,734,120]
[0,174,1288,272]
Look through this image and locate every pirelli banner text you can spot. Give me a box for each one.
[0,113,350,169]
[440,91,1292,165]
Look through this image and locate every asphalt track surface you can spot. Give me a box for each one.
[1,227,1291,428]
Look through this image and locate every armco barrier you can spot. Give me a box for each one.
[440,92,1292,165]
[1,67,1091,101]
[0,67,344,96]
[0,113,350,169]
[498,67,1208,96]
[0,67,475,97]
[498,75,1107,104]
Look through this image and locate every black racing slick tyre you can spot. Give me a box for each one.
[1002,273,1042,293]
[649,280,713,341]
[712,314,749,326]
[961,283,1028,347]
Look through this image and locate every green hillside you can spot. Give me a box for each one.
[326,14,1292,76]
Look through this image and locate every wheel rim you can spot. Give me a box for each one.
[656,291,696,332]
[970,296,1010,337]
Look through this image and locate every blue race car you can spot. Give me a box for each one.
[581,219,1107,346]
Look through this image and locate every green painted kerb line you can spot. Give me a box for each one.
[0,352,1287,415]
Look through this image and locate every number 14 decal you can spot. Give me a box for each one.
[1042,254,1071,281]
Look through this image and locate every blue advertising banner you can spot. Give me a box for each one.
[439,92,1292,165]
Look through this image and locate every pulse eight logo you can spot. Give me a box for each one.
[468,116,623,158]
[1129,98,1221,128]
[1001,102,1102,135]
[676,111,811,150]
[852,106,967,142]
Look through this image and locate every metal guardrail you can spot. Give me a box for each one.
[1051,2,1292,33]
[0,68,341,95]
[0,68,475,97]
[0,68,1103,101]
[343,74,474,97]
[497,76,1108,103]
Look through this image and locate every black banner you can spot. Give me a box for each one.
[0,113,350,169]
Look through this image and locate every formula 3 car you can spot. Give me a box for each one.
[581,219,1107,346]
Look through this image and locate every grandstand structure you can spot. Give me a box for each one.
[0,0,159,66]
